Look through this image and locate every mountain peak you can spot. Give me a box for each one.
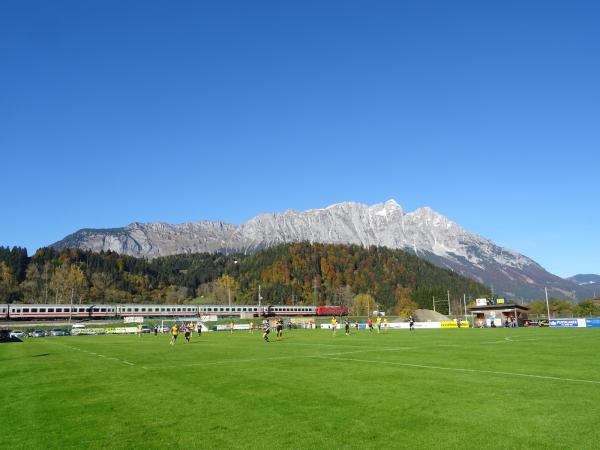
[50,199,593,300]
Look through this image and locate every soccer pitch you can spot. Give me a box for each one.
[1,328,599,449]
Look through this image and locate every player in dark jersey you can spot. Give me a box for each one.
[409,315,415,331]
[276,320,283,340]
[344,318,350,335]
[184,326,191,343]
[262,322,270,342]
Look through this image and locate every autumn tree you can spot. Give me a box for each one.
[352,293,376,317]
[50,264,87,304]
[393,287,417,318]
[0,261,17,302]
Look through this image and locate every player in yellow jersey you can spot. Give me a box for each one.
[376,316,382,333]
[170,324,179,345]
[331,317,337,336]
[383,317,388,333]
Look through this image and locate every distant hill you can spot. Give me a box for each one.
[1,243,487,314]
[568,274,600,285]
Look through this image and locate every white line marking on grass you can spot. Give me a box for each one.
[43,341,142,369]
[143,347,414,370]
[315,356,600,385]
[504,337,540,342]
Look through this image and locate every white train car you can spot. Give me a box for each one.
[116,304,199,317]
[0,304,8,320]
[7,304,117,320]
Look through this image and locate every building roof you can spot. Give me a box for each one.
[468,303,529,312]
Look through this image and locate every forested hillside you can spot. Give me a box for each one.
[0,243,489,313]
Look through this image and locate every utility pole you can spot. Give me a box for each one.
[433,296,436,312]
[69,287,74,323]
[447,290,451,316]
[545,287,551,320]
[258,284,262,308]
[463,293,467,317]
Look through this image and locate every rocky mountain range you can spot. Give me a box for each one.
[51,200,594,301]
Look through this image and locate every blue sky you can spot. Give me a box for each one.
[1,0,598,278]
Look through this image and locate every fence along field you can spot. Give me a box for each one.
[1,326,599,449]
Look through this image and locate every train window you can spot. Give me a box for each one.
[56,308,62,312]
[31,308,38,313]
[79,308,85,312]
[101,308,106,312]
[93,308,99,312]
[177,308,182,312]
[155,308,160,312]
[47,308,54,312]
[141,308,146,312]
[23,308,29,313]
[39,308,46,313]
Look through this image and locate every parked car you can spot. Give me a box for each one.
[31,329,47,338]
[9,330,26,339]
[49,328,70,336]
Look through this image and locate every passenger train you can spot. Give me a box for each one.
[0,303,348,321]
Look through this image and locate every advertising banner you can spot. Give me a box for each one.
[585,318,600,328]
[216,324,251,331]
[440,320,470,328]
[72,328,107,335]
[105,327,138,334]
[476,298,487,306]
[124,316,144,324]
[549,319,579,328]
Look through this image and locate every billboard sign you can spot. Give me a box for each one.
[476,298,487,306]
[549,319,579,328]
[586,318,600,328]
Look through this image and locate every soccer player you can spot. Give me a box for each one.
[137,323,143,337]
[249,321,254,333]
[376,316,382,334]
[262,321,270,342]
[409,315,415,332]
[170,323,179,345]
[184,325,191,343]
[367,317,373,332]
[229,322,234,334]
[344,318,350,335]
[276,319,283,340]
[331,317,337,336]
[383,317,388,332]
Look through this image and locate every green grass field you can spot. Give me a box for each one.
[1,327,599,449]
